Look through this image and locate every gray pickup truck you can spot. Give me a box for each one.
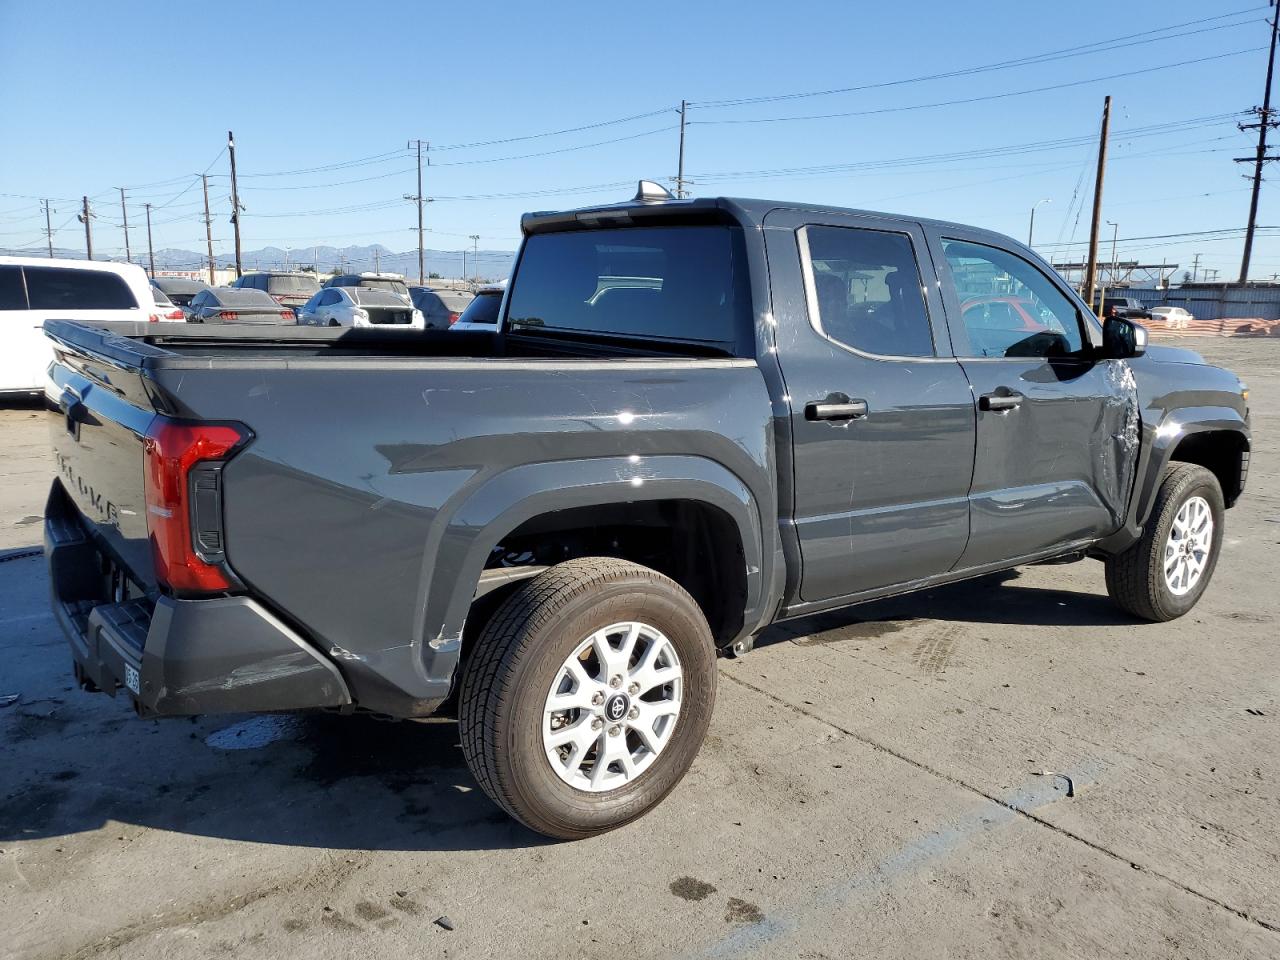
[43,184,1250,839]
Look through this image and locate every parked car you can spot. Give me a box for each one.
[151,277,211,316]
[0,255,154,396]
[409,286,474,329]
[297,286,424,328]
[450,282,505,332]
[1151,306,1194,329]
[1099,296,1152,321]
[322,272,411,299]
[150,287,186,323]
[186,287,297,324]
[232,272,321,314]
[42,184,1250,841]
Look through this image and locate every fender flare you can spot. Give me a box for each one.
[413,455,768,686]
[1129,406,1249,530]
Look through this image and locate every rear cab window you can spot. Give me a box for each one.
[505,225,752,355]
[457,292,502,326]
[268,275,320,295]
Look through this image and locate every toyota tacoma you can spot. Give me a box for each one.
[43,183,1250,839]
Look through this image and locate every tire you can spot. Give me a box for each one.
[458,557,717,840]
[328,319,340,327]
[1105,463,1225,621]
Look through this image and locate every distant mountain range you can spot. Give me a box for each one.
[1,243,516,282]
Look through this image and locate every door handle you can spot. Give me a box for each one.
[979,391,1025,412]
[805,399,869,421]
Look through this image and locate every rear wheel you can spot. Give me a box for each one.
[458,557,716,839]
[1105,463,1224,621]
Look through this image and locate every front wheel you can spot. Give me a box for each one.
[458,557,716,839]
[1105,463,1225,621]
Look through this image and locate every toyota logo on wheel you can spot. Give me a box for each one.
[605,693,629,723]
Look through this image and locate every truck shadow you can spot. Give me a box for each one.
[754,569,1139,650]
[0,707,551,853]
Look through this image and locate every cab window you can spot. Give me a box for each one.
[803,225,934,357]
[942,239,1085,359]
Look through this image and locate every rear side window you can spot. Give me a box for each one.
[803,226,934,357]
[457,292,502,326]
[24,266,137,310]
[506,225,751,351]
[0,266,27,310]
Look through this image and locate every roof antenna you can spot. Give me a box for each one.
[635,180,675,203]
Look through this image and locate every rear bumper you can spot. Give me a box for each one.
[45,484,351,717]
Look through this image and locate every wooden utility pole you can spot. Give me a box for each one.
[117,187,131,264]
[676,100,688,198]
[40,199,55,257]
[470,234,480,286]
[78,196,93,260]
[1081,96,1111,315]
[201,173,216,285]
[228,130,243,278]
[1237,0,1280,282]
[405,139,428,284]
[144,203,156,277]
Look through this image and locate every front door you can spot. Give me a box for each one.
[764,211,977,603]
[928,230,1137,568]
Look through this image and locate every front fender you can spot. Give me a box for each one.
[414,454,768,690]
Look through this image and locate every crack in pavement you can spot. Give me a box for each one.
[721,669,1280,938]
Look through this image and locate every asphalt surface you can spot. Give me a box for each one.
[1,338,1277,959]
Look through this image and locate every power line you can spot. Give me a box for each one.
[692,7,1266,109]
[427,125,678,167]
[429,107,675,151]
[691,51,1262,127]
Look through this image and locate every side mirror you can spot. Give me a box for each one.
[1102,316,1147,359]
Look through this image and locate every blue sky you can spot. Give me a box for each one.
[0,0,1275,279]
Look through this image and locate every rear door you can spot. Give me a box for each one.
[764,210,976,602]
[927,228,1136,567]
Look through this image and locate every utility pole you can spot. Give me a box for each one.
[374,247,380,273]
[117,187,131,264]
[1081,96,1111,315]
[470,234,480,287]
[79,196,94,260]
[675,100,688,198]
[1028,198,1051,248]
[1191,252,1203,283]
[144,203,156,277]
[40,199,55,257]
[1238,0,1280,283]
[405,139,428,285]
[201,173,216,285]
[228,130,243,278]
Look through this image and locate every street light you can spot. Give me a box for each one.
[1028,198,1051,247]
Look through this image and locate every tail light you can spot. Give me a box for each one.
[148,313,161,323]
[448,312,460,325]
[219,311,237,321]
[143,418,251,594]
[165,308,184,321]
[279,310,294,320]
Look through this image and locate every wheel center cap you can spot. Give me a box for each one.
[604,693,630,723]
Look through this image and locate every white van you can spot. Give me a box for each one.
[0,256,156,396]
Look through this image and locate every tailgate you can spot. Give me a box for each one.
[46,326,161,589]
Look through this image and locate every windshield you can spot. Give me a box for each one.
[268,275,320,294]
[506,225,751,351]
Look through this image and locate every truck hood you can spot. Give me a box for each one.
[1142,344,1205,365]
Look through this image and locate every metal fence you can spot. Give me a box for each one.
[1113,284,1280,321]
